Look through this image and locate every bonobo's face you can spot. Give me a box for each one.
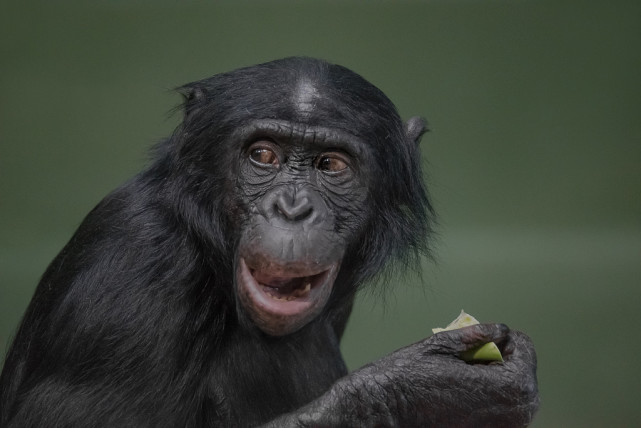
[234,120,370,336]
[177,58,423,336]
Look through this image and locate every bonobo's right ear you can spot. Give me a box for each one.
[405,116,429,145]
[178,84,208,117]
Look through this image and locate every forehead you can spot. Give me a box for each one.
[293,79,320,120]
[185,59,404,147]
[270,75,394,141]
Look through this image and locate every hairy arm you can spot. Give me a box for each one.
[264,324,539,428]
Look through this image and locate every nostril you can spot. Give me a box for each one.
[275,195,314,221]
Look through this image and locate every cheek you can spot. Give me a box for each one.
[231,163,273,212]
[236,166,282,216]
[323,183,370,234]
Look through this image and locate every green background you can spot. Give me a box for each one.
[1,1,639,426]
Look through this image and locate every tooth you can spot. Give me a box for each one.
[303,282,311,293]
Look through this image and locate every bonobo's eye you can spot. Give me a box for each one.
[316,153,350,174]
[248,141,280,168]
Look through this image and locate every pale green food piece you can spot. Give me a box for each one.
[432,310,504,362]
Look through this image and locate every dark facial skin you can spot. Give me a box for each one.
[234,120,369,336]
[0,58,538,428]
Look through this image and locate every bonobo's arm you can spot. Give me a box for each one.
[263,324,539,428]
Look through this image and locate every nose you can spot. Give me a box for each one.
[264,186,327,226]
[275,192,313,221]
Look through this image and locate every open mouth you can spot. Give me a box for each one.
[252,267,326,302]
[237,257,338,334]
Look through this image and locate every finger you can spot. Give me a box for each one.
[427,323,510,354]
[497,330,540,415]
[502,330,538,370]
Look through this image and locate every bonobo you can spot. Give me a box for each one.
[0,57,539,427]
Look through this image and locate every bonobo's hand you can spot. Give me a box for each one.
[264,324,539,428]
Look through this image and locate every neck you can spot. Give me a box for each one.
[213,319,347,426]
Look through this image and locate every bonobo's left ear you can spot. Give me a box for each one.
[405,116,429,145]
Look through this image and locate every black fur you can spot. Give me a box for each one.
[0,57,537,427]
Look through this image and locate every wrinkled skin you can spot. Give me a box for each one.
[233,121,368,337]
[264,325,539,428]
[0,57,538,427]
